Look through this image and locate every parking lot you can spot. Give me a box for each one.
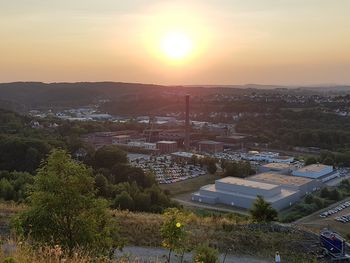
[320,200,350,224]
[297,197,350,237]
[129,155,206,184]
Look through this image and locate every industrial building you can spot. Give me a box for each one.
[192,177,300,211]
[249,172,322,197]
[170,152,204,162]
[242,151,294,164]
[258,163,293,174]
[198,140,224,154]
[156,141,178,154]
[292,164,339,182]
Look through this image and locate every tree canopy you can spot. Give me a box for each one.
[249,196,278,223]
[13,150,117,255]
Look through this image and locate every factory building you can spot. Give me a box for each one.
[198,140,224,154]
[243,151,294,164]
[112,135,130,144]
[192,177,300,211]
[156,141,178,154]
[292,164,339,183]
[249,173,322,197]
[258,163,293,174]
[170,152,204,162]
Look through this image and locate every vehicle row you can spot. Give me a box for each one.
[320,201,350,218]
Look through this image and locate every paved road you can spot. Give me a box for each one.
[116,246,270,263]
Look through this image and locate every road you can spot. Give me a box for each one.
[117,246,270,263]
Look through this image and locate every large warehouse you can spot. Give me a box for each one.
[192,176,300,211]
[258,163,293,174]
[292,164,339,182]
[249,172,322,197]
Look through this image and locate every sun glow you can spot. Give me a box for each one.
[160,32,193,60]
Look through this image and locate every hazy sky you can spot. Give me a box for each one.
[1,0,350,85]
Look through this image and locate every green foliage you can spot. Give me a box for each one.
[0,171,34,202]
[161,208,189,263]
[304,194,314,204]
[201,157,217,174]
[236,109,350,153]
[12,149,117,255]
[224,161,254,178]
[94,145,127,169]
[1,258,17,263]
[113,191,135,210]
[320,187,330,198]
[329,189,341,201]
[193,243,219,263]
[249,196,278,223]
[305,156,317,165]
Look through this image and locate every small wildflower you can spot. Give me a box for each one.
[176,222,181,228]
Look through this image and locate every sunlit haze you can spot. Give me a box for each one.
[1,0,350,85]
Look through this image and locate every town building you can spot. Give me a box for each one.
[192,177,299,211]
[156,141,178,154]
[292,164,339,182]
[198,140,224,154]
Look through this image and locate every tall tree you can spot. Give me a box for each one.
[249,196,278,223]
[13,150,117,255]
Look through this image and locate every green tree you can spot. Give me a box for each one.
[323,157,334,166]
[193,243,219,263]
[320,187,330,198]
[305,156,317,166]
[94,145,127,169]
[329,189,341,201]
[13,150,117,255]
[207,160,217,174]
[113,191,135,210]
[161,208,189,263]
[95,174,110,197]
[249,196,278,223]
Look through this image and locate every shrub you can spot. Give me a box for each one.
[193,243,219,263]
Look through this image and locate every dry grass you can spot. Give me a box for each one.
[113,210,319,262]
[1,205,320,263]
[1,240,164,263]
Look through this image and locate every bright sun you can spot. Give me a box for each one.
[160,32,193,60]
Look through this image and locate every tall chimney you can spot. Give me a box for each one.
[185,94,190,151]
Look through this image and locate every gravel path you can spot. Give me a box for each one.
[116,246,270,263]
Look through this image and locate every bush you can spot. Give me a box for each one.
[1,258,17,263]
[193,243,219,263]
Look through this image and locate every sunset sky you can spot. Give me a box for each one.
[1,0,350,85]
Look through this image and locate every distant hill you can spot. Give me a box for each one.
[1,82,349,113]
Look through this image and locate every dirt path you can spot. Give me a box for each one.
[116,246,270,263]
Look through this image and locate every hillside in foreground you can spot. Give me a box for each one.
[0,203,321,263]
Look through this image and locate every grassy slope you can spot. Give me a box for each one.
[114,210,320,262]
[0,203,320,263]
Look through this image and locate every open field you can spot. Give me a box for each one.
[295,197,350,238]
[160,173,221,196]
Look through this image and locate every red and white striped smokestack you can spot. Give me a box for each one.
[185,94,190,150]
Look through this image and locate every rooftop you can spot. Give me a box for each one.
[198,140,223,145]
[157,140,177,144]
[262,163,291,169]
[217,177,278,190]
[250,173,313,187]
[296,164,331,173]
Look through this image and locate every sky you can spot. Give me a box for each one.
[1,0,350,85]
